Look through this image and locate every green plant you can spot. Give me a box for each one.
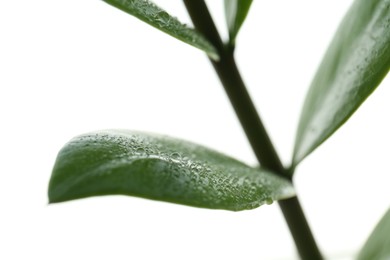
[48,0,390,259]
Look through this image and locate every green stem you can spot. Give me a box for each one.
[182,1,323,259]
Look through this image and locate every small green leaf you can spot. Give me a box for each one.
[357,208,390,260]
[102,0,219,60]
[224,0,253,45]
[48,130,294,211]
[293,0,390,166]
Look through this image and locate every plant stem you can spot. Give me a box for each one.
[183,1,323,259]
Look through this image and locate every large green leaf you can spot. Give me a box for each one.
[102,0,219,60]
[48,130,295,211]
[224,0,253,45]
[293,0,390,166]
[357,208,390,260]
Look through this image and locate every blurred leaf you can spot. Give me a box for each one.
[48,130,295,211]
[293,0,390,166]
[357,208,390,260]
[224,0,253,44]
[103,0,219,60]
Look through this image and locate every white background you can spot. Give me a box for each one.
[1,0,389,259]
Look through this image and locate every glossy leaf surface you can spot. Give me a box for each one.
[357,208,390,260]
[48,130,295,211]
[103,0,219,60]
[224,0,253,44]
[293,0,390,166]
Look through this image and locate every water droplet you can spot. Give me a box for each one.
[190,163,201,173]
[136,147,145,154]
[170,152,181,161]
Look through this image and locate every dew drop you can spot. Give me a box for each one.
[170,152,181,161]
[136,147,145,154]
[190,163,201,173]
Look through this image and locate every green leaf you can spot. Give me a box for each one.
[48,130,295,211]
[357,208,390,260]
[293,0,390,166]
[224,0,253,45]
[102,0,219,60]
